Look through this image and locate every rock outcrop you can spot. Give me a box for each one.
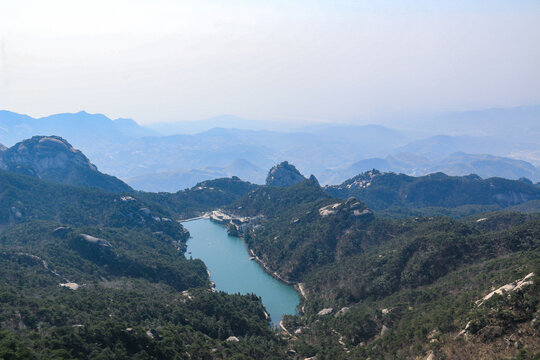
[266,161,306,187]
[60,282,80,290]
[80,234,112,247]
[52,226,72,238]
[318,198,372,218]
[475,272,534,306]
[2,136,96,174]
[0,136,133,193]
[317,308,333,316]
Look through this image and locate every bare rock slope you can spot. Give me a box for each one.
[266,161,306,187]
[0,136,132,193]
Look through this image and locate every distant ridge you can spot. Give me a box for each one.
[340,152,540,184]
[325,169,540,213]
[0,110,156,147]
[2,107,540,192]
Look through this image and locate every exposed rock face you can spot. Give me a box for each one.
[60,282,80,290]
[266,161,306,187]
[2,136,96,175]
[475,272,534,306]
[330,169,381,191]
[0,136,132,193]
[317,308,333,316]
[80,234,112,247]
[52,226,72,238]
[335,307,350,317]
[318,198,371,218]
[319,203,342,216]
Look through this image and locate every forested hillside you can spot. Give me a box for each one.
[138,176,258,219]
[0,136,133,193]
[325,170,540,218]
[0,170,285,359]
[1,157,539,359]
[224,175,540,359]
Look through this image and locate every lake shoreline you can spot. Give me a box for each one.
[178,214,209,223]
[205,215,308,300]
[248,249,307,301]
[248,249,295,285]
[183,218,300,325]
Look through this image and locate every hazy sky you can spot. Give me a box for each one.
[1,0,539,124]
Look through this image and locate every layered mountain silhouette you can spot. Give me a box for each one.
[1,107,539,191]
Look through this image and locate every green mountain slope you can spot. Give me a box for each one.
[223,171,540,359]
[138,176,259,219]
[0,222,280,359]
[0,169,285,359]
[0,136,132,193]
[0,169,178,238]
[325,170,540,217]
[1,157,539,359]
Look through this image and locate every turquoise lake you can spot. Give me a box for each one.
[183,218,300,325]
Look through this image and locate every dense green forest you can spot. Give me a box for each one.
[1,162,539,359]
[284,251,539,359]
[226,179,540,359]
[0,171,285,358]
[0,170,178,235]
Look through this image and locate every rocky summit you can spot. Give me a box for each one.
[265,161,306,187]
[1,136,97,175]
[0,136,133,193]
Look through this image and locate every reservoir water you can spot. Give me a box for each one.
[183,218,300,325]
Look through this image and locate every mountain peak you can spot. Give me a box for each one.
[4,136,97,173]
[0,135,132,193]
[266,161,306,187]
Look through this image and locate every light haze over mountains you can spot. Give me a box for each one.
[1,1,539,123]
[1,0,538,191]
[1,2,540,358]
[1,106,539,192]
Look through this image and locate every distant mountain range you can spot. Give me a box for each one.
[2,137,538,219]
[1,106,539,191]
[127,158,265,193]
[148,114,312,134]
[408,105,540,142]
[334,152,540,185]
[0,110,156,147]
[394,135,514,159]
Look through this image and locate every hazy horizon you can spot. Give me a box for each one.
[1,1,539,125]
[2,103,540,130]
